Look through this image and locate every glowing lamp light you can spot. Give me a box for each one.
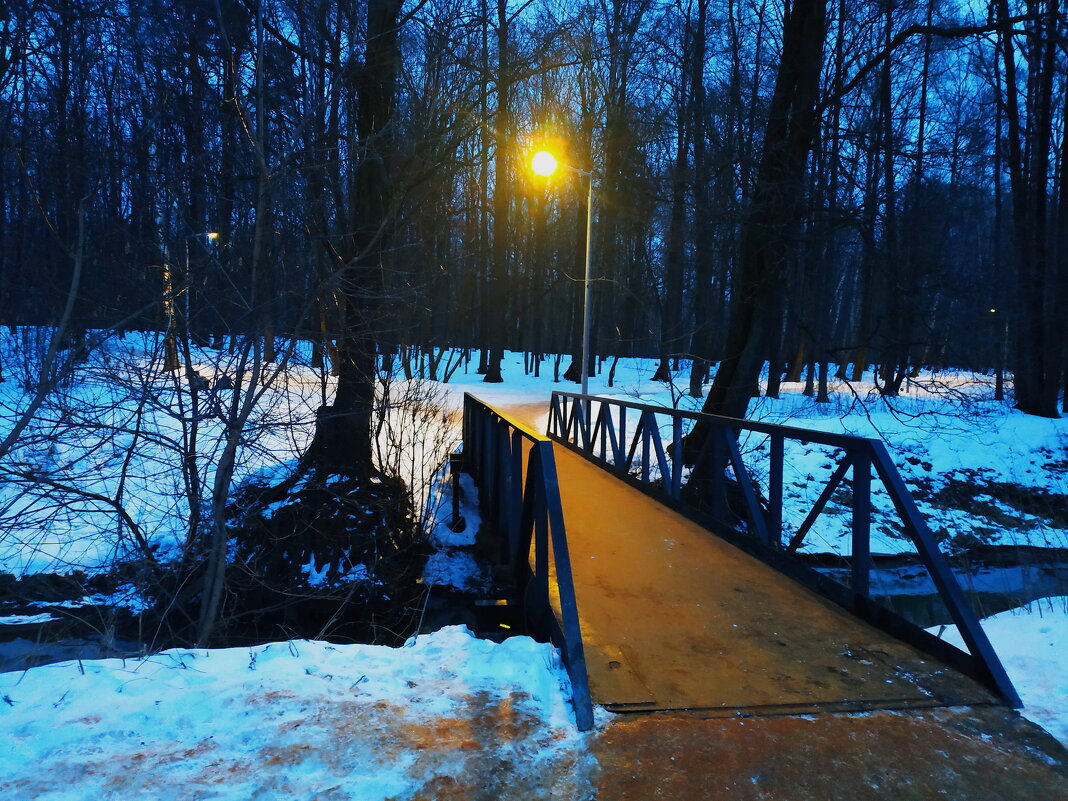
[527,144,595,396]
[531,150,558,177]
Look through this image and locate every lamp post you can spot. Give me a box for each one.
[531,150,594,396]
[162,258,179,371]
[164,232,219,371]
[184,231,219,348]
[990,306,1007,401]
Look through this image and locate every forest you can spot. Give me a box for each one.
[2,0,1064,419]
[0,0,1065,647]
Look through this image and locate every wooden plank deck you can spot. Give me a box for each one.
[544,443,996,715]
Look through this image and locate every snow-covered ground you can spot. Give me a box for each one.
[1,343,1066,785]
[0,332,453,575]
[929,596,1068,745]
[0,626,598,798]
[0,331,325,575]
[0,604,1064,798]
[1,342,1064,573]
[436,353,1068,556]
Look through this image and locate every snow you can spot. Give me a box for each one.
[0,614,56,625]
[436,355,1068,556]
[0,626,597,798]
[0,344,1065,764]
[424,550,488,592]
[0,333,327,575]
[929,597,1068,746]
[3,344,1063,574]
[424,469,490,592]
[301,553,331,587]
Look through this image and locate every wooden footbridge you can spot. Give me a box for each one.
[458,393,1020,731]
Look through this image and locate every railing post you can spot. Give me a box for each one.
[507,429,525,562]
[769,434,784,547]
[536,441,594,731]
[640,411,651,483]
[462,394,471,467]
[480,411,492,487]
[851,449,871,599]
[449,452,465,532]
[709,427,727,522]
[869,440,1021,707]
[671,416,683,499]
[598,403,607,460]
[497,419,513,537]
[725,431,770,544]
[582,396,592,451]
[482,414,495,521]
[532,448,550,614]
[785,455,854,553]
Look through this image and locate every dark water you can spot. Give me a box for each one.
[0,634,144,672]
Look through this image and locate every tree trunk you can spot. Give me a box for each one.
[688,0,714,398]
[699,0,828,421]
[655,44,691,382]
[997,0,1061,417]
[483,0,512,384]
[306,0,404,472]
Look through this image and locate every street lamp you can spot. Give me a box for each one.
[164,232,219,371]
[531,149,594,397]
[161,258,179,371]
[184,231,219,345]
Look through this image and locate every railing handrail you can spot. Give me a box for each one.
[547,390,1021,709]
[549,390,892,450]
[467,394,549,444]
[460,393,594,731]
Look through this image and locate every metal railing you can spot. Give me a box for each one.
[548,391,1021,708]
[461,393,594,730]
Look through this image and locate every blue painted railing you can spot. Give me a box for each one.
[548,391,1021,708]
[461,393,594,730]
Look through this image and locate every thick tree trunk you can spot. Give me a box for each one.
[307,0,404,472]
[686,0,715,399]
[997,0,1061,417]
[699,0,828,421]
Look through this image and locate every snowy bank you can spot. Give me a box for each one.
[0,626,598,799]
[930,596,1068,746]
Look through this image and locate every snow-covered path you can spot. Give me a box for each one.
[0,627,597,799]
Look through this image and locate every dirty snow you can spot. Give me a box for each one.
[0,626,598,798]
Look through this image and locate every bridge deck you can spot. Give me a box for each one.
[543,441,995,715]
